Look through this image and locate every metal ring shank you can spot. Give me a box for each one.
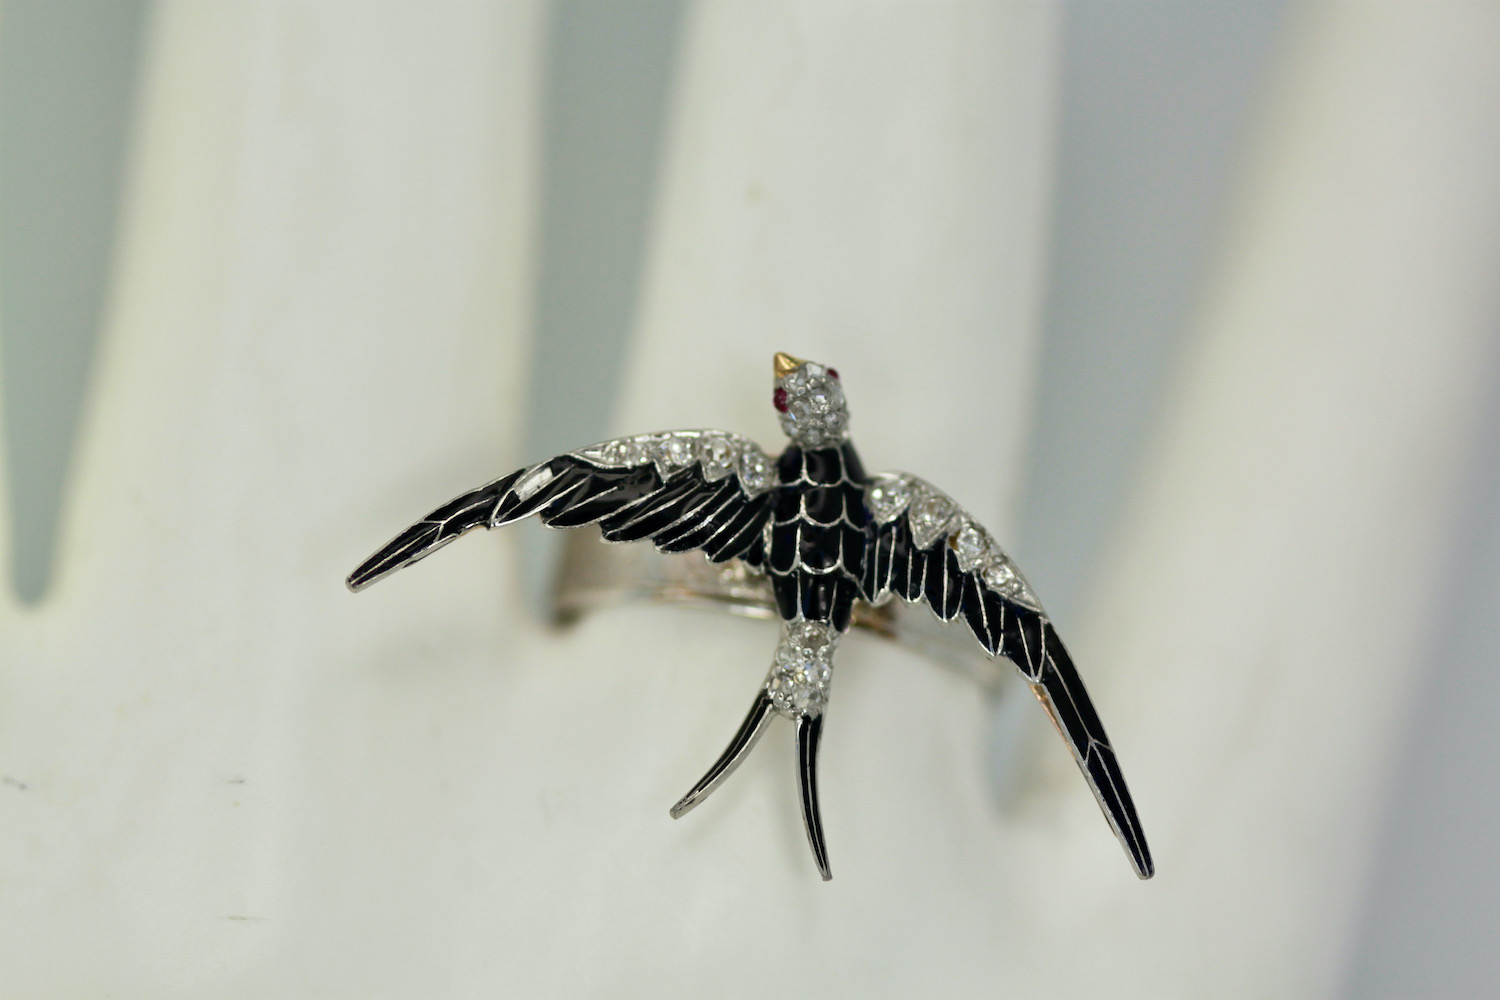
[551,530,1010,692]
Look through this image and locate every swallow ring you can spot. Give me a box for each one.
[347,353,1153,882]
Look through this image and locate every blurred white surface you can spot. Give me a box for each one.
[1,2,1498,997]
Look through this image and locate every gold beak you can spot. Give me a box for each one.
[773,352,806,378]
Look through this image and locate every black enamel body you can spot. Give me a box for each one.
[766,443,869,632]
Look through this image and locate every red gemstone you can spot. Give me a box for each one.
[773,387,789,412]
[826,368,839,380]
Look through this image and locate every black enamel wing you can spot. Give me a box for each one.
[347,431,777,593]
[860,472,1154,879]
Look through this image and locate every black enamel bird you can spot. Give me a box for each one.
[347,353,1153,881]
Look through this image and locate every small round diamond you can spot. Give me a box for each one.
[700,435,737,479]
[954,524,988,570]
[866,479,911,523]
[983,559,1016,592]
[739,448,773,493]
[909,492,956,549]
[623,437,649,466]
[658,435,694,469]
[785,619,833,651]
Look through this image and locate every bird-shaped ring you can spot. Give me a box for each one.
[347,353,1154,882]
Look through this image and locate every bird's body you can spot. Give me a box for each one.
[768,443,868,631]
[347,354,1153,882]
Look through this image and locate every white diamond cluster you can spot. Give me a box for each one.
[778,363,849,448]
[765,620,839,718]
[576,431,776,495]
[866,474,1040,609]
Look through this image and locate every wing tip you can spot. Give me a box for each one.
[1128,838,1156,879]
[345,570,375,593]
[345,556,397,593]
[345,521,453,594]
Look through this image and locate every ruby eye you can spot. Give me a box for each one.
[773,387,789,412]
[826,368,839,380]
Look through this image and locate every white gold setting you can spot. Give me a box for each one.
[737,447,775,493]
[655,434,695,474]
[953,523,988,571]
[866,476,912,523]
[574,430,777,497]
[512,464,555,502]
[908,491,958,550]
[766,620,839,718]
[698,433,737,481]
[870,473,1043,611]
[776,362,849,448]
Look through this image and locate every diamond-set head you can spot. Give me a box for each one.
[772,352,849,449]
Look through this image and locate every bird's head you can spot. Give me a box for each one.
[772,352,849,448]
